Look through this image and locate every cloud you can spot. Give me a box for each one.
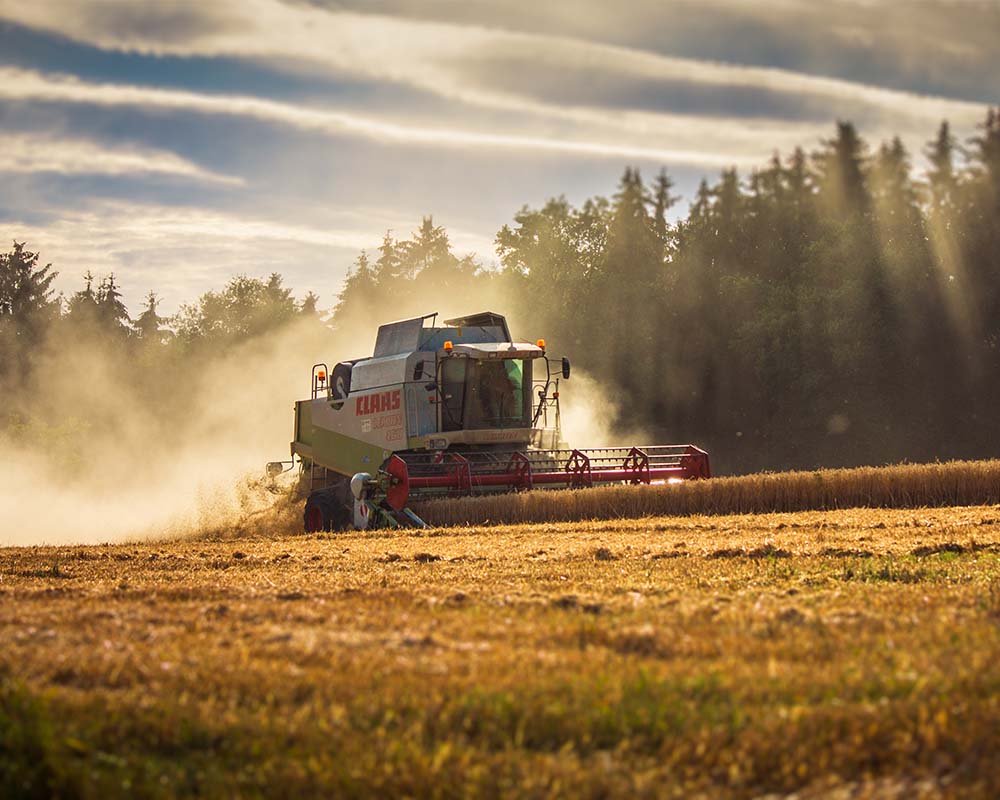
[0,67,816,168]
[3,60,987,179]
[5,200,369,310]
[0,132,242,183]
[323,0,1000,103]
[1,1,990,123]
[4,199,497,314]
[0,1,990,170]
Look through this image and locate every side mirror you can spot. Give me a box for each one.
[561,357,571,380]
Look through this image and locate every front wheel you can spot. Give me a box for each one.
[303,485,353,532]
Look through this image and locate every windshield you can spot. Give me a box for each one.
[441,358,532,431]
[470,359,530,429]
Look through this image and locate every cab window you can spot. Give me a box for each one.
[467,359,531,429]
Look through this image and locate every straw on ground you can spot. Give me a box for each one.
[3,503,1000,797]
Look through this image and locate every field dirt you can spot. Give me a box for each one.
[4,505,1000,798]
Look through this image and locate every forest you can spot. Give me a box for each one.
[2,112,999,475]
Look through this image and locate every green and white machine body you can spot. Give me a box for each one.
[277,310,709,532]
[292,311,556,477]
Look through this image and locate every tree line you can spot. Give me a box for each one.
[2,111,999,473]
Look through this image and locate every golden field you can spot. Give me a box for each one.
[3,502,1000,798]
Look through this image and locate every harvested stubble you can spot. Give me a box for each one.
[3,505,1000,798]
[413,459,1000,526]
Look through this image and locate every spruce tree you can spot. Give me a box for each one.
[263,273,296,328]
[299,291,320,317]
[0,241,59,384]
[815,121,871,217]
[97,274,132,337]
[400,217,451,279]
[0,241,58,338]
[925,121,959,211]
[332,251,377,333]
[965,107,1000,353]
[134,291,166,343]
[651,168,678,249]
[66,271,100,330]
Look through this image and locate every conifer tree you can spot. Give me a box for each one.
[923,121,966,343]
[97,274,131,336]
[968,107,1000,194]
[374,232,400,285]
[331,251,377,333]
[0,241,58,338]
[600,168,661,409]
[815,121,871,217]
[134,291,166,343]
[263,272,296,328]
[870,138,924,280]
[925,121,959,211]
[0,241,59,383]
[651,168,678,248]
[299,291,320,317]
[66,271,100,330]
[964,107,1000,350]
[400,217,451,279]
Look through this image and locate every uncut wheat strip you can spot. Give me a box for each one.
[412,460,1000,526]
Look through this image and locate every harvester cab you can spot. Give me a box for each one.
[282,311,709,532]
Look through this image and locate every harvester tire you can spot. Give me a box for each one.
[303,487,352,533]
[332,362,353,402]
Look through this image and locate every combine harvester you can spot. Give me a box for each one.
[270,312,710,530]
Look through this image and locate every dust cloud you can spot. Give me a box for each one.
[559,370,651,449]
[0,320,333,546]
[0,276,650,546]
[0,273,481,545]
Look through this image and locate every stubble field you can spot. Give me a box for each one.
[4,502,1000,798]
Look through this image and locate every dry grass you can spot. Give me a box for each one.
[4,504,1000,797]
[414,459,1000,526]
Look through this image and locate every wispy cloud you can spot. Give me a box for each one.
[0,132,242,184]
[1,0,990,186]
[1,0,988,130]
[6,199,497,313]
[330,0,1000,104]
[6,201,369,312]
[4,61,988,178]
[0,67,813,168]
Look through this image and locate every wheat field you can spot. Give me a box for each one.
[3,501,1000,798]
[413,459,1000,526]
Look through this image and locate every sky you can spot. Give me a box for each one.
[1,0,997,314]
